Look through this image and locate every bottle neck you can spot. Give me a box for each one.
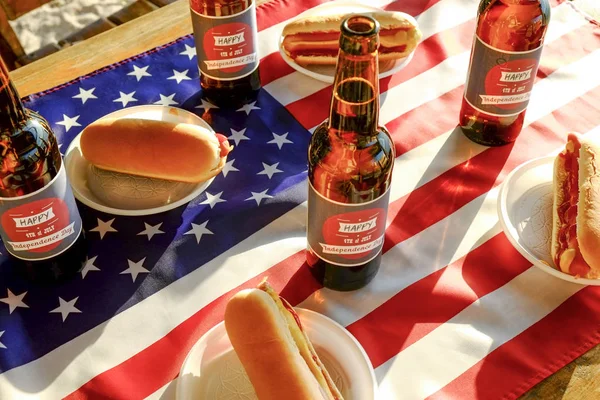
[0,59,27,130]
[328,25,380,137]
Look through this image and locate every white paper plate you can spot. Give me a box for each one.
[176,308,377,400]
[64,105,215,216]
[278,1,416,83]
[498,155,600,285]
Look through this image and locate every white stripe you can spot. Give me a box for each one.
[264,74,330,108]
[379,51,469,124]
[0,4,592,400]
[376,268,583,399]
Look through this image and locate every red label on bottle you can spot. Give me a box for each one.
[190,4,259,80]
[2,198,73,253]
[307,182,390,267]
[464,35,543,116]
[0,164,82,261]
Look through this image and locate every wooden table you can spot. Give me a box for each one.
[8,0,600,398]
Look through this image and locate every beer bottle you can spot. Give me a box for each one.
[189,0,261,108]
[0,57,87,282]
[460,0,550,146]
[306,15,395,291]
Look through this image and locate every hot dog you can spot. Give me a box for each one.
[224,281,344,400]
[80,118,232,183]
[281,11,422,66]
[551,133,600,279]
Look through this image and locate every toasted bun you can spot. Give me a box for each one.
[577,135,600,276]
[224,289,329,400]
[80,118,228,183]
[257,282,342,400]
[282,11,419,36]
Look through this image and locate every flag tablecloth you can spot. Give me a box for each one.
[1,0,599,399]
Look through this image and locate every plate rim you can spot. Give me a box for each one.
[176,307,377,400]
[498,155,600,286]
[64,105,216,216]
[277,1,417,84]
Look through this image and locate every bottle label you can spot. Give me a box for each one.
[0,163,82,261]
[464,35,543,117]
[190,4,259,81]
[307,181,390,267]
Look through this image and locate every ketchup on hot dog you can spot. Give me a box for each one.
[555,136,592,277]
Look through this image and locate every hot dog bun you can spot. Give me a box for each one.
[575,135,600,273]
[281,11,421,66]
[291,51,411,66]
[551,133,600,278]
[282,10,419,36]
[80,118,231,183]
[224,281,343,400]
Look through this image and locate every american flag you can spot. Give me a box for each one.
[0,0,599,398]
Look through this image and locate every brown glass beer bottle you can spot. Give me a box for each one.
[306,15,395,291]
[460,0,550,146]
[0,57,87,282]
[189,0,261,108]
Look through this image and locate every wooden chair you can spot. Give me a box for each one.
[0,0,54,69]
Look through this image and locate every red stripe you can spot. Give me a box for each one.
[255,0,331,31]
[260,53,296,85]
[388,86,464,156]
[428,286,600,400]
[348,234,532,367]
